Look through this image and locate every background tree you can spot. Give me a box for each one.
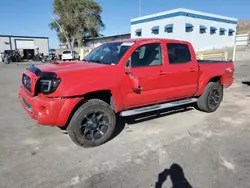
[49,0,104,50]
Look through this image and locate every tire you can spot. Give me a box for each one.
[67,99,116,148]
[196,82,223,113]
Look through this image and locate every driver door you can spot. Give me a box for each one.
[122,42,167,109]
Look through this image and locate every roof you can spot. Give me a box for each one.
[86,33,130,41]
[131,8,238,25]
[0,35,48,39]
[106,38,185,43]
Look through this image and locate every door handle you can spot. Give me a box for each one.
[132,86,143,93]
[190,68,195,72]
[125,71,133,76]
[159,71,167,75]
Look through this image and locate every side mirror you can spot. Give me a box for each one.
[125,68,141,93]
[125,60,131,69]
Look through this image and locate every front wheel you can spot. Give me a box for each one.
[196,82,223,113]
[67,99,116,148]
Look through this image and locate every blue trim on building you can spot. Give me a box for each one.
[0,35,48,39]
[135,29,142,32]
[14,39,17,50]
[200,25,207,29]
[131,11,237,25]
[210,26,217,30]
[152,26,159,30]
[8,36,12,50]
[220,28,226,31]
[165,24,173,29]
[185,23,193,28]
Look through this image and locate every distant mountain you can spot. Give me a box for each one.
[237,20,250,34]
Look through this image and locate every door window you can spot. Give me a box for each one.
[130,43,162,68]
[167,43,191,64]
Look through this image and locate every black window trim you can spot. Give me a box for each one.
[165,28,173,33]
[152,30,159,35]
[166,43,192,65]
[136,31,142,36]
[228,31,234,36]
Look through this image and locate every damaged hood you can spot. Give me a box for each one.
[37,61,109,74]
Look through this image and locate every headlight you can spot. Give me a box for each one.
[39,78,61,94]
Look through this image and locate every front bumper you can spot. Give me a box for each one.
[18,85,67,126]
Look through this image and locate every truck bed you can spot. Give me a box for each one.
[198,60,233,64]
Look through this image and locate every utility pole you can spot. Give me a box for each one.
[139,0,141,16]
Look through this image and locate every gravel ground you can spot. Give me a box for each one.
[0,55,250,188]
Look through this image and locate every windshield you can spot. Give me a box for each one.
[84,42,134,65]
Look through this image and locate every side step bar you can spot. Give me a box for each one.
[120,98,197,117]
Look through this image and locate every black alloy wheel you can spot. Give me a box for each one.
[196,82,223,113]
[80,111,109,141]
[67,99,116,148]
[207,88,221,111]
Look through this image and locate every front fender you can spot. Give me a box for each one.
[55,97,83,127]
[62,81,124,112]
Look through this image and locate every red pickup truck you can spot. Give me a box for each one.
[18,38,234,147]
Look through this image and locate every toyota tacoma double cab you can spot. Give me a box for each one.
[18,38,234,148]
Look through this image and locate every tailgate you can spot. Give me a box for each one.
[62,54,73,59]
[224,62,235,87]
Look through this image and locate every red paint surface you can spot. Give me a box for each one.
[18,38,234,127]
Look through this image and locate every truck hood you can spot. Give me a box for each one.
[37,61,109,74]
[23,61,120,97]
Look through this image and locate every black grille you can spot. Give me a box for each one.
[21,97,32,112]
[22,74,31,92]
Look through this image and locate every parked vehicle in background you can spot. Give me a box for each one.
[33,53,47,63]
[37,49,59,63]
[4,50,23,62]
[61,50,80,61]
[18,38,235,148]
[49,49,56,55]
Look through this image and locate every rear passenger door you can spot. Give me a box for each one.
[164,43,199,100]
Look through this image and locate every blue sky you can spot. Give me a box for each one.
[1,0,249,48]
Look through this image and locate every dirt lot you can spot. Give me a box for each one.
[0,55,250,188]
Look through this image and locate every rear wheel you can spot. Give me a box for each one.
[67,99,116,148]
[196,82,223,113]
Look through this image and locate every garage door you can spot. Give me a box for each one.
[16,40,35,49]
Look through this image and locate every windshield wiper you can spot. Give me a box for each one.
[88,59,103,64]
[82,58,89,62]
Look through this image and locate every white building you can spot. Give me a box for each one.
[0,35,49,56]
[131,8,238,51]
[85,33,131,48]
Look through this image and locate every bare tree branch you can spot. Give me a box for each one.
[49,0,104,50]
